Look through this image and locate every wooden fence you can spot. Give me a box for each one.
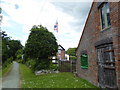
[58,60,76,73]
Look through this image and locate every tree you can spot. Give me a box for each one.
[66,48,76,56]
[1,31,10,63]
[8,40,23,60]
[1,30,23,63]
[24,25,58,70]
[66,48,77,60]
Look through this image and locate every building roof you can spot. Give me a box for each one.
[58,44,65,51]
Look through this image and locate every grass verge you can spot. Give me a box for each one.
[0,63,13,78]
[20,64,98,88]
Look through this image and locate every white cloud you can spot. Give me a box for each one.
[1,0,92,49]
[2,15,11,27]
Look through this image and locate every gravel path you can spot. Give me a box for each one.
[2,61,20,88]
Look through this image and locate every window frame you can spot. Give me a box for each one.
[100,2,111,30]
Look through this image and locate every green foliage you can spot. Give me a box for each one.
[66,48,76,56]
[35,59,51,71]
[20,64,98,88]
[8,40,23,60]
[49,63,58,70]
[16,49,23,63]
[17,54,22,60]
[2,57,13,68]
[66,48,77,61]
[17,59,23,63]
[69,56,77,60]
[24,25,58,59]
[1,30,23,64]
[0,63,12,77]
[1,31,10,63]
[24,25,58,70]
[26,58,36,71]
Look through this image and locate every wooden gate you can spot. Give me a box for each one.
[96,43,117,89]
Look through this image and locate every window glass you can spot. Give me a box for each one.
[101,6,105,29]
[100,2,111,29]
[58,50,61,54]
[106,3,111,26]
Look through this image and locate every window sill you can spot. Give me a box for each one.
[101,26,111,32]
[81,66,88,69]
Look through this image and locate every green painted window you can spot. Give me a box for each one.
[80,54,88,69]
[100,2,111,30]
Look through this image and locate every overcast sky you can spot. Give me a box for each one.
[1,0,92,50]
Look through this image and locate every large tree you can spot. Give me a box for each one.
[1,30,23,63]
[1,31,10,63]
[8,40,23,60]
[24,25,58,70]
[66,48,76,56]
[66,48,77,60]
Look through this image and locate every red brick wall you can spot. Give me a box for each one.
[61,50,65,60]
[58,50,65,60]
[116,1,120,89]
[76,2,120,88]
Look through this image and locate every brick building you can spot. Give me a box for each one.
[57,45,65,60]
[76,1,120,89]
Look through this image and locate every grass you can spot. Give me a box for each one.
[0,63,13,77]
[20,64,98,88]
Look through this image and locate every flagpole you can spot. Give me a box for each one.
[57,30,59,45]
[57,18,59,45]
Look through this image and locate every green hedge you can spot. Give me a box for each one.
[69,56,76,60]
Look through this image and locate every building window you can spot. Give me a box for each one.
[80,54,88,69]
[100,2,111,30]
[58,50,61,54]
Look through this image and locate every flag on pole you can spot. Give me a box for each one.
[54,21,58,32]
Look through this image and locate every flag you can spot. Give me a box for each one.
[54,21,58,32]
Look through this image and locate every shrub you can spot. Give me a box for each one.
[17,59,23,63]
[3,57,13,68]
[49,63,58,70]
[25,58,51,71]
[69,56,76,60]
[34,59,51,71]
[26,58,36,71]
[16,54,22,60]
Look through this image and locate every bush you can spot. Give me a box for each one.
[17,59,23,63]
[3,57,13,68]
[34,59,51,71]
[26,58,36,71]
[16,54,22,60]
[69,56,76,60]
[25,58,51,71]
[49,63,58,70]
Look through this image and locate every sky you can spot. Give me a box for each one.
[1,0,93,50]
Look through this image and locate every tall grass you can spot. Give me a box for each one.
[0,63,12,77]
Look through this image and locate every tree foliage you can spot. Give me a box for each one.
[8,40,23,60]
[24,25,58,70]
[1,31,10,63]
[1,30,23,64]
[66,48,76,56]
